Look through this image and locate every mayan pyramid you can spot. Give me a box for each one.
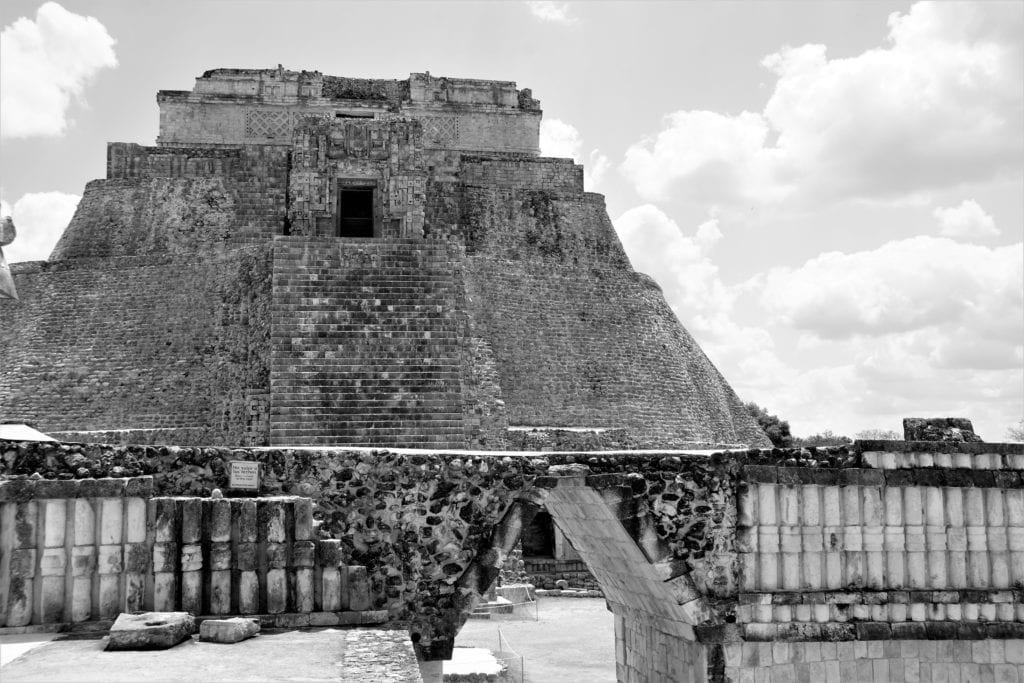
[0,67,768,450]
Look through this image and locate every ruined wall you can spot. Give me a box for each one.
[3,439,1024,677]
[50,144,288,260]
[0,478,386,629]
[157,69,540,154]
[0,249,272,445]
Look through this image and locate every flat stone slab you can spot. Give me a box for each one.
[105,612,195,651]
[199,618,260,644]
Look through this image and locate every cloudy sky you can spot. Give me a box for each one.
[1,1,1021,440]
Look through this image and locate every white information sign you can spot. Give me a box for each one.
[229,461,261,490]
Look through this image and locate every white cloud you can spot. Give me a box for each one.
[540,118,611,191]
[621,1,1023,207]
[526,1,576,25]
[0,192,80,262]
[745,234,1022,434]
[933,199,999,238]
[0,2,118,140]
[539,118,581,159]
[612,205,1022,440]
[758,236,1023,346]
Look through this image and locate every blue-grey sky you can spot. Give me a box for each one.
[2,1,1021,439]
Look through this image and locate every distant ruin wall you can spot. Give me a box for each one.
[0,249,272,445]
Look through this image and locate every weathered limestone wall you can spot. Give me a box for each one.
[157,69,540,154]
[0,249,272,445]
[721,640,1024,682]
[50,143,288,260]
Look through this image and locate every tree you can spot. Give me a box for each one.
[794,430,853,447]
[744,402,793,448]
[854,428,902,441]
[1008,420,1024,443]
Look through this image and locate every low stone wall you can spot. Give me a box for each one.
[5,438,1024,680]
[721,640,1023,682]
[0,477,385,631]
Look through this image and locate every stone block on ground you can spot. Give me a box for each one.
[105,612,195,650]
[199,617,260,644]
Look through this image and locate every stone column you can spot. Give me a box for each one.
[208,498,232,614]
[945,487,967,588]
[778,486,801,591]
[904,486,926,589]
[317,540,343,612]
[924,487,947,589]
[96,493,124,618]
[347,565,371,611]
[736,482,758,592]
[1007,489,1024,588]
[36,493,68,623]
[292,498,315,613]
[69,497,96,622]
[123,480,150,612]
[964,488,989,587]
[151,498,180,611]
[756,484,779,590]
[180,498,204,614]
[822,486,843,590]
[234,500,259,614]
[261,499,287,614]
[986,488,1009,588]
[800,485,822,590]
[5,498,38,626]
[883,487,905,588]
[862,485,885,590]
[841,485,863,587]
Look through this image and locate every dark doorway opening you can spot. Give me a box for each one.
[338,187,374,237]
[521,510,555,557]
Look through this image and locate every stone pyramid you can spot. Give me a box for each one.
[0,68,768,450]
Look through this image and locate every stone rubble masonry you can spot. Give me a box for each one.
[904,416,984,443]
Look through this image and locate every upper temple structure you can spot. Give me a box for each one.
[0,67,768,449]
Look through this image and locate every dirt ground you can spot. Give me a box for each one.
[0,597,615,683]
[454,596,617,683]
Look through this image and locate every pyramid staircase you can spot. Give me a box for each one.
[269,237,465,447]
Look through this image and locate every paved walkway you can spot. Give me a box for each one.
[0,627,421,682]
